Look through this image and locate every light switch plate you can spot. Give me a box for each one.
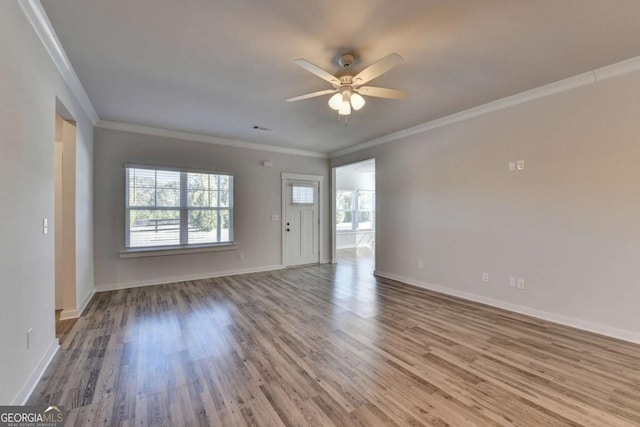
[508,161,516,172]
[509,277,516,288]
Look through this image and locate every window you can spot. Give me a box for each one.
[125,165,233,250]
[292,184,315,205]
[336,190,354,230]
[357,190,375,230]
[336,189,375,231]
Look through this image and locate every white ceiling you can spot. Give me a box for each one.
[338,159,376,174]
[42,0,640,154]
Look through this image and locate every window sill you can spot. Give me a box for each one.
[336,229,375,234]
[120,243,237,259]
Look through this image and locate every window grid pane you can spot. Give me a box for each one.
[292,185,315,205]
[126,167,233,249]
[336,189,375,231]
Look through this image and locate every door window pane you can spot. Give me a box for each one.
[292,185,314,204]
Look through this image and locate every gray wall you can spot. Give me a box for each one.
[332,68,640,341]
[0,2,94,404]
[93,127,331,290]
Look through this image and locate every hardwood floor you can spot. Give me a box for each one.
[56,309,79,345]
[31,255,640,426]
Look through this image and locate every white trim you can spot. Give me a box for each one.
[96,264,285,292]
[97,121,329,159]
[374,270,640,345]
[120,244,238,259]
[281,173,325,267]
[280,173,325,182]
[59,287,95,320]
[331,167,337,263]
[12,338,60,405]
[330,55,640,158]
[18,0,99,124]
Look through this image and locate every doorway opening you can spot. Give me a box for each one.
[54,107,78,339]
[333,159,375,273]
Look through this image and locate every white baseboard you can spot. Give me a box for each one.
[374,270,640,345]
[59,288,95,320]
[12,338,60,405]
[96,264,285,292]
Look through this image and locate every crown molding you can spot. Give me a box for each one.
[331,55,640,158]
[96,121,329,159]
[18,0,99,124]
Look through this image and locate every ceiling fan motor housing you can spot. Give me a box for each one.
[338,53,355,68]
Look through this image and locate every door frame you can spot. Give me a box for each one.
[331,158,376,265]
[281,172,324,267]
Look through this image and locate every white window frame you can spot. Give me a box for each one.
[336,189,375,232]
[123,164,234,254]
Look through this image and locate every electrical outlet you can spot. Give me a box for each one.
[238,252,245,260]
[271,214,279,221]
[482,272,489,282]
[509,277,517,288]
[43,218,48,235]
[516,160,525,171]
[27,328,33,349]
[418,261,424,269]
[517,278,526,290]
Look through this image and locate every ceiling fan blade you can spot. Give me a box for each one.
[286,89,337,102]
[294,59,341,85]
[353,53,403,85]
[357,86,409,99]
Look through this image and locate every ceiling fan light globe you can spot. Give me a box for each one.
[338,100,351,115]
[350,93,366,110]
[328,93,342,110]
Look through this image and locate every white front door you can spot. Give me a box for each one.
[284,180,319,266]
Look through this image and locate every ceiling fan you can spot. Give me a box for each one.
[286,52,408,117]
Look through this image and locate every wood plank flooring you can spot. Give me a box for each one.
[56,309,79,345]
[30,250,640,426]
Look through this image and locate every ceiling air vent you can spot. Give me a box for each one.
[251,125,273,132]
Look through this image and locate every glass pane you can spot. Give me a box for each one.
[358,191,374,211]
[218,175,230,191]
[357,211,373,230]
[157,189,179,207]
[292,185,314,204]
[133,168,155,188]
[187,172,210,190]
[336,210,353,230]
[156,170,180,189]
[218,191,230,208]
[128,209,180,248]
[130,187,155,207]
[188,210,218,244]
[336,190,353,210]
[128,168,155,207]
[220,210,231,242]
[189,189,217,207]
